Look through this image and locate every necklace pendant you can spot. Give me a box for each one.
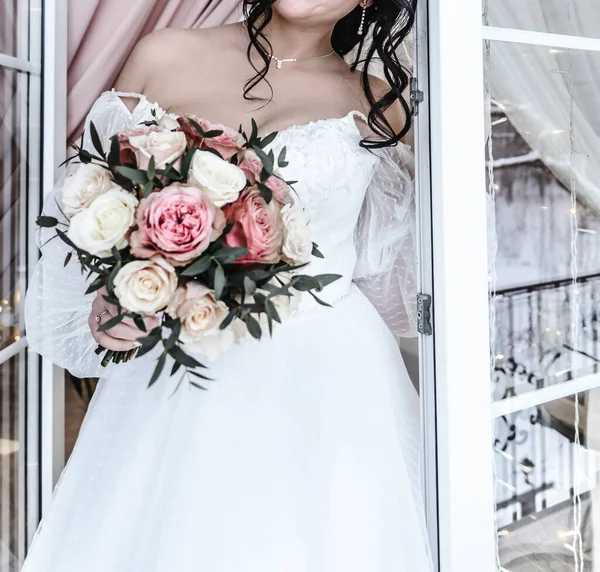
[276,60,283,70]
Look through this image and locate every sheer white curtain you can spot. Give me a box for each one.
[486,1,600,215]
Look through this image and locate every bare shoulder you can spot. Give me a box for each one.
[344,71,408,139]
[113,25,239,108]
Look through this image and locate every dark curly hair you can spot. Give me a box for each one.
[242,0,417,149]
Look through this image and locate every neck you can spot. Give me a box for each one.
[264,12,333,59]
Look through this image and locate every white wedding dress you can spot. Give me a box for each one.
[23,90,432,571]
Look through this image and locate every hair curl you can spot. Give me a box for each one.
[242,0,417,149]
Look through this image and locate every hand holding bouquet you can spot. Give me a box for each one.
[38,109,340,388]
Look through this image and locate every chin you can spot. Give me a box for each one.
[273,0,329,22]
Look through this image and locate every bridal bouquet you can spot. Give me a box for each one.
[38,110,339,388]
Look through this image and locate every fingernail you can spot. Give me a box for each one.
[133,341,142,348]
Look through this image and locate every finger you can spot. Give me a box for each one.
[98,316,144,342]
[94,330,139,352]
[89,314,138,351]
[119,313,161,332]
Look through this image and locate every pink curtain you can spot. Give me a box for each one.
[68,0,242,144]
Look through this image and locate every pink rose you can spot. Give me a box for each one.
[222,188,284,266]
[238,150,292,204]
[178,115,244,160]
[128,129,187,171]
[130,184,225,266]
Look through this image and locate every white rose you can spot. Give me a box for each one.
[114,256,177,316]
[188,150,247,207]
[128,129,187,170]
[68,188,138,256]
[281,203,313,264]
[166,282,235,361]
[62,163,114,215]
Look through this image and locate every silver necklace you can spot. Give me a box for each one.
[270,50,335,70]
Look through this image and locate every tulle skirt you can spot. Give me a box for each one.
[22,286,432,572]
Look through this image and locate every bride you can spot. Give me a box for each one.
[23,0,432,570]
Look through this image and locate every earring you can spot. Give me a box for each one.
[357,3,367,36]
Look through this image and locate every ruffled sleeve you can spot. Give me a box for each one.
[24,91,140,379]
[353,143,418,340]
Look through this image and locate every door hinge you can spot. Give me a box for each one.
[417,293,432,335]
[410,77,424,116]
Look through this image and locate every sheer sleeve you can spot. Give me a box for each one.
[353,143,418,340]
[24,91,140,378]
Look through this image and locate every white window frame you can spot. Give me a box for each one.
[0,0,44,561]
[420,6,600,572]
[420,1,497,571]
[39,0,68,516]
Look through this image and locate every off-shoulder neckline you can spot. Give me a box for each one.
[103,89,368,140]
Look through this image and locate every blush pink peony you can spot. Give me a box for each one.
[222,188,284,266]
[130,184,225,266]
[178,116,245,160]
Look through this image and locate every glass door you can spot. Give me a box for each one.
[0,0,43,567]
[424,0,600,570]
[483,2,600,570]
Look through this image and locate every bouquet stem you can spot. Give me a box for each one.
[95,346,139,367]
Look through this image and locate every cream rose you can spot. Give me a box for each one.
[281,203,313,264]
[188,150,247,207]
[128,129,187,170]
[68,188,138,256]
[62,163,114,215]
[166,282,235,361]
[114,256,177,316]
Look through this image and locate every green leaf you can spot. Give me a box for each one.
[212,247,248,265]
[63,251,73,267]
[203,129,224,138]
[37,215,59,228]
[171,360,182,377]
[264,298,281,324]
[219,308,237,331]
[278,146,288,168]
[244,276,256,296]
[214,265,226,300]
[314,273,343,290]
[189,118,206,137]
[143,181,154,198]
[258,131,278,149]
[312,243,324,259]
[252,145,274,174]
[133,315,147,333]
[169,345,204,369]
[115,165,149,184]
[147,155,156,180]
[289,275,320,292]
[181,256,212,277]
[148,352,167,388]
[79,149,93,164]
[180,147,197,179]
[85,276,106,295]
[97,313,125,333]
[135,334,161,358]
[257,182,273,204]
[189,381,208,390]
[189,369,212,380]
[250,118,258,142]
[309,291,332,307]
[108,135,120,165]
[165,319,182,350]
[89,121,105,158]
[245,315,262,340]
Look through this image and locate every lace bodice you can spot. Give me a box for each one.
[25,90,418,379]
